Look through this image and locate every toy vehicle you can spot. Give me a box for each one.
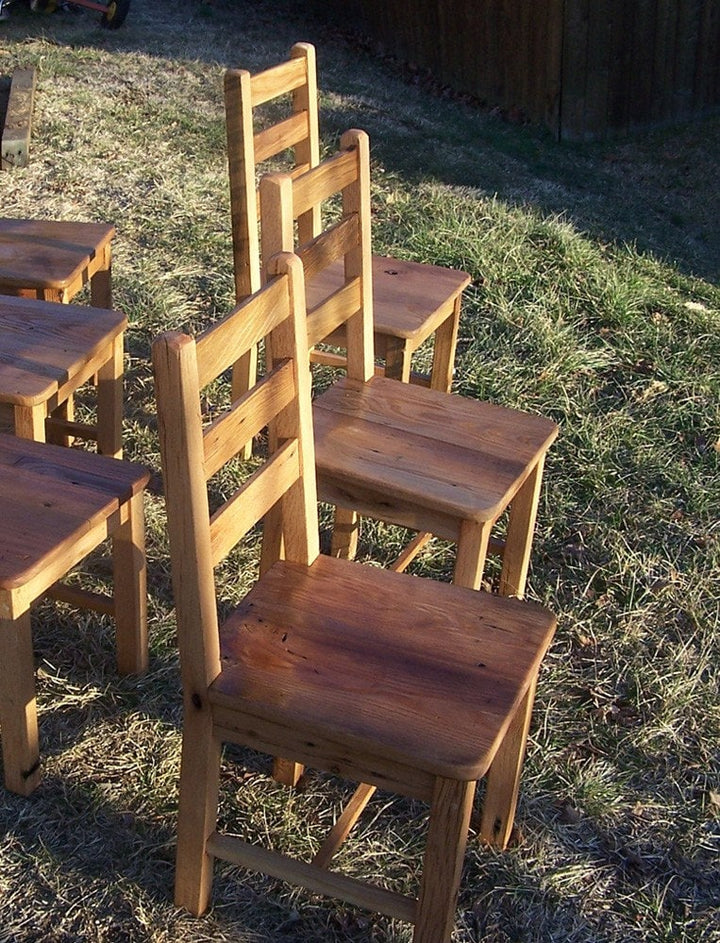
[0,0,130,29]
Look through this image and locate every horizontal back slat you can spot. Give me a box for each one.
[307,279,362,348]
[209,438,300,566]
[298,215,359,283]
[292,148,357,219]
[254,112,309,164]
[195,276,289,389]
[203,359,296,479]
[251,57,307,107]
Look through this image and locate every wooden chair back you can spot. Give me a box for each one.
[152,253,318,693]
[259,128,375,384]
[224,43,320,301]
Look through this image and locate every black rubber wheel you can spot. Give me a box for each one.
[100,0,129,29]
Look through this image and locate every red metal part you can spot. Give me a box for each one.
[69,0,112,13]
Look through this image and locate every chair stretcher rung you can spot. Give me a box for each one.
[46,581,114,616]
[207,831,417,923]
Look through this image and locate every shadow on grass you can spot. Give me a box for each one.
[4,0,718,286]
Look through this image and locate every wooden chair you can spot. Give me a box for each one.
[224,42,471,401]
[0,433,149,796]
[260,129,559,594]
[153,252,557,942]
[0,217,114,307]
[0,294,126,457]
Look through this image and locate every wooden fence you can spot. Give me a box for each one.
[333,0,720,140]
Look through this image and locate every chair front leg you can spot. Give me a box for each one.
[112,491,148,675]
[453,519,491,590]
[497,456,546,599]
[90,246,112,309]
[175,708,222,915]
[479,674,538,848]
[96,334,124,459]
[13,403,46,443]
[429,295,462,394]
[0,611,41,795]
[414,776,475,943]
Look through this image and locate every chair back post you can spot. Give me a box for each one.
[224,68,261,302]
[154,254,320,692]
[259,129,375,384]
[339,128,374,384]
[290,42,321,244]
[152,331,222,694]
[266,253,320,566]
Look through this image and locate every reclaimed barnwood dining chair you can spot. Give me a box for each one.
[224,42,470,402]
[0,433,149,796]
[153,251,557,942]
[0,294,125,457]
[260,128,558,596]
[0,217,115,307]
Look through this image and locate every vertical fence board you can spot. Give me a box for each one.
[560,0,590,139]
[332,0,720,140]
[630,0,659,129]
[652,0,677,122]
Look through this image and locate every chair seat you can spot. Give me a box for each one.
[0,295,126,406]
[210,554,555,784]
[308,255,471,343]
[312,375,558,535]
[0,433,148,608]
[0,218,115,292]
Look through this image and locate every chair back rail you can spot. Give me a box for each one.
[153,253,318,695]
[224,43,320,301]
[259,128,374,384]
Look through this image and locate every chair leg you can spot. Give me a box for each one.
[112,491,148,675]
[232,348,258,462]
[175,711,222,915]
[414,776,476,943]
[331,507,360,560]
[453,519,491,590]
[272,757,304,787]
[90,249,112,309]
[382,335,413,383]
[13,403,46,442]
[429,296,462,394]
[96,334,124,459]
[0,612,41,795]
[47,396,75,448]
[479,675,537,848]
[497,457,546,599]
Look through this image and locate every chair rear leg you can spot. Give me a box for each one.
[382,335,413,383]
[330,507,360,560]
[231,347,258,461]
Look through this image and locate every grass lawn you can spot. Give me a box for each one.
[0,0,719,940]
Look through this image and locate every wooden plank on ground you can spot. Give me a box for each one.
[2,67,36,170]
